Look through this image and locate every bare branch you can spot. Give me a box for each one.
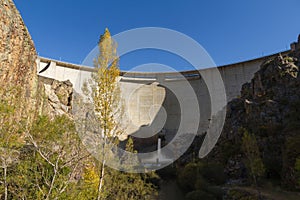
[26,133,55,167]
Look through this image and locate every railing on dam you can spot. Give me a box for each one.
[38,50,290,83]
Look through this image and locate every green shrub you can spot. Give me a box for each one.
[178,163,200,192]
[220,140,241,163]
[282,135,300,189]
[178,161,226,195]
[242,129,265,184]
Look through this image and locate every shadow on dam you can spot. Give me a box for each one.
[127,75,212,154]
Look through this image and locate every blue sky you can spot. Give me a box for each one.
[14,0,300,71]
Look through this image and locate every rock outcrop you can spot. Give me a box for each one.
[40,79,73,117]
[209,36,300,190]
[0,0,38,122]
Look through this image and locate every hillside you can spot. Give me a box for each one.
[209,35,300,191]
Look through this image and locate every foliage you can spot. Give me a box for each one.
[0,94,89,200]
[0,87,25,200]
[77,138,158,200]
[178,162,200,192]
[81,27,123,200]
[241,129,265,185]
[77,163,101,199]
[24,115,88,199]
[177,161,225,200]
[178,161,226,192]
[220,140,241,164]
[82,28,122,139]
[81,28,160,200]
[282,135,300,189]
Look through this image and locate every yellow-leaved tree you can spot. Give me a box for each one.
[80,28,159,200]
[82,28,123,200]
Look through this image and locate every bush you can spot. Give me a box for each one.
[282,135,300,190]
[178,162,200,192]
[177,161,226,195]
[220,140,241,163]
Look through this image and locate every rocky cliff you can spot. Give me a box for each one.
[0,0,38,122]
[210,36,300,190]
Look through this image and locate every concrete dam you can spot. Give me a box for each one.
[37,50,289,147]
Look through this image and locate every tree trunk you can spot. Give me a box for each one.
[4,166,7,200]
[46,167,57,200]
[97,160,106,200]
[97,132,107,200]
[253,175,262,199]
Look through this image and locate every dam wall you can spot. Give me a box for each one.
[37,51,289,136]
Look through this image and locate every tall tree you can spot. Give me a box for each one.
[81,28,159,200]
[82,28,123,200]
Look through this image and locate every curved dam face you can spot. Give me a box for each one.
[37,51,289,139]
